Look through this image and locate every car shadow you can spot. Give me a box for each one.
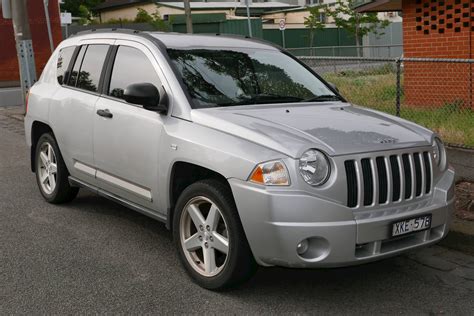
[65,190,172,240]
[63,190,432,302]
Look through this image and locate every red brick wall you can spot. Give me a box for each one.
[0,0,62,84]
[402,0,473,108]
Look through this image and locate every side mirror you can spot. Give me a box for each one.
[123,83,168,114]
[328,82,339,93]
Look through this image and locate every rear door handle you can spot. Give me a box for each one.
[96,109,113,118]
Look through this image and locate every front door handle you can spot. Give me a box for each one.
[96,109,113,118]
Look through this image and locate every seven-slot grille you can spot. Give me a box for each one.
[344,151,432,208]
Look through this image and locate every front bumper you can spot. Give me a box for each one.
[230,167,455,268]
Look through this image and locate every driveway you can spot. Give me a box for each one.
[1,111,473,314]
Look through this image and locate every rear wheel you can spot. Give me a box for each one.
[173,179,256,290]
[35,133,78,204]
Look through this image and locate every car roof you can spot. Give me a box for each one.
[70,29,280,51]
[148,32,279,51]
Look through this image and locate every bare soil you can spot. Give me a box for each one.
[455,181,474,221]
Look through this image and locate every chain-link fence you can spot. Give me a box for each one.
[298,56,474,149]
[287,45,403,58]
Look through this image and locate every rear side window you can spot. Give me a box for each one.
[56,46,75,85]
[67,45,86,87]
[108,46,161,100]
[75,45,109,92]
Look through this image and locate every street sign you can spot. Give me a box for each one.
[60,12,72,25]
[2,0,12,19]
[279,19,286,31]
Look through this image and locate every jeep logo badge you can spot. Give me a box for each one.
[379,137,397,144]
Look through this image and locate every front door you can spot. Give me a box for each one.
[93,41,166,210]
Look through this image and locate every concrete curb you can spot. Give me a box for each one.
[0,87,22,107]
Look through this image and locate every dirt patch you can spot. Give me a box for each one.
[455,181,474,221]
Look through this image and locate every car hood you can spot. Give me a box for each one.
[190,102,433,158]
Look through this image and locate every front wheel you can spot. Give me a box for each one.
[173,179,256,290]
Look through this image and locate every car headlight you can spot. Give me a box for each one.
[432,137,445,167]
[299,149,330,186]
[249,160,290,186]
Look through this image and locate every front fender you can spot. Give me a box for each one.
[156,117,286,212]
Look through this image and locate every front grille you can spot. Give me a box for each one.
[345,151,432,208]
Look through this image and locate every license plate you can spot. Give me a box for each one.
[392,215,432,237]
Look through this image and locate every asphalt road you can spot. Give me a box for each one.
[1,111,474,314]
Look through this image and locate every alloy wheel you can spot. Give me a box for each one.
[179,196,229,277]
[37,142,58,195]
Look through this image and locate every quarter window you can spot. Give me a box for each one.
[56,46,75,85]
[108,46,161,100]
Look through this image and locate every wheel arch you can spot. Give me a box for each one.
[30,121,55,172]
[167,161,233,230]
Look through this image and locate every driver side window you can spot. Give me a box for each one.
[108,46,161,101]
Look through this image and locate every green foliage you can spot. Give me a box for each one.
[304,5,326,32]
[135,8,154,23]
[325,0,390,46]
[134,7,171,31]
[61,0,103,18]
[107,18,133,24]
[304,5,326,48]
[323,71,474,146]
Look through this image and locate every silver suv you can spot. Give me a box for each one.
[25,30,455,289]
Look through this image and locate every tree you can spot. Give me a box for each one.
[325,0,390,56]
[61,0,104,22]
[134,8,170,31]
[304,5,326,52]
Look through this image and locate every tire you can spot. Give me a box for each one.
[173,179,256,290]
[35,133,79,204]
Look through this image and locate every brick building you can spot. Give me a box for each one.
[354,0,473,108]
[0,0,62,87]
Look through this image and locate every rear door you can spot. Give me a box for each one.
[50,40,113,185]
[93,40,168,211]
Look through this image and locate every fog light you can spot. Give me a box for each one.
[297,239,309,255]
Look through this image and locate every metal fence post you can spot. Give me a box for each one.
[396,58,402,117]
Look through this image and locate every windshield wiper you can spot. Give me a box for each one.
[226,94,305,106]
[303,94,342,102]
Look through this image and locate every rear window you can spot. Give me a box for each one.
[67,45,86,87]
[67,44,109,93]
[76,45,109,92]
[56,46,75,85]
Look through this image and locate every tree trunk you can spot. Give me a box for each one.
[309,29,314,56]
[355,30,361,57]
[355,14,361,57]
[183,0,193,34]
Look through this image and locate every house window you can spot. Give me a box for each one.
[306,0,324,5]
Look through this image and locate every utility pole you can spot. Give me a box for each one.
[43,0,54,53]
[183,0,193,34]
[10,0,37,113]
[245,0,252,37]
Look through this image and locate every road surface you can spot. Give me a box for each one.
[1,109,473,314]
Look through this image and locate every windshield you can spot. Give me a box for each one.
[167,48,337,109]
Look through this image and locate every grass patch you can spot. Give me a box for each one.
[323,71,474,147]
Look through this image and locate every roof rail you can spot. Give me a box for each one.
[211,33,283,50]
[70,29,282,51]
[71,28,142,38]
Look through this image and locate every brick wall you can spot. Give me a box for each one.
[402,0,473,108]
[0,0,62,85]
